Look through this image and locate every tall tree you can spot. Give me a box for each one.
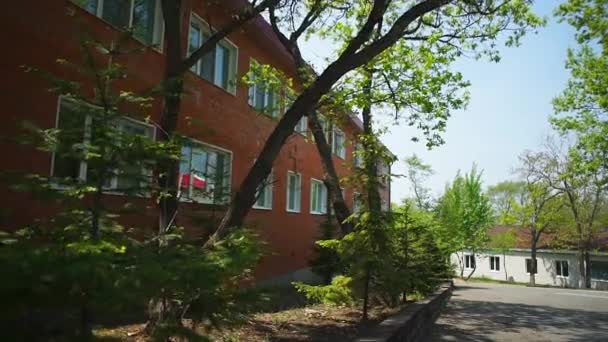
[487,180,526,224]
[524,139,606,288]
[206,0,544,245]
[435,166,493,279]
[404,154,435,210]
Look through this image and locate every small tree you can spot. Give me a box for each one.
[435,166,493,279]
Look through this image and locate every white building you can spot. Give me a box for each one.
[452,249,608,290]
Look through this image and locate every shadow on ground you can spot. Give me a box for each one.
[429,297,608,342]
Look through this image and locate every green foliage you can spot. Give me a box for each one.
[404,154,435,210]
[309,218,343,284]
[293,276,355,306]
[488,229,518,253]
[435,165,494,256]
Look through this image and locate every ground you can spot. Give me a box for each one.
[428,280,608,342]
[94,303,404,341]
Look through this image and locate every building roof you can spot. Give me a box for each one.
[488,225,608,252]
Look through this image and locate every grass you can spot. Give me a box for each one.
[463,276,528,286]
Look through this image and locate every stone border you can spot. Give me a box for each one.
[354,281,454,342]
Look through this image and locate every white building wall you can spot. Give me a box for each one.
[452,250,608,290]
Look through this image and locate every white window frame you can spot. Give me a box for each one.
[555,260,569,278]
[286,171,302,213]
[332,127,346,159]
[253,172,273,210]
[188,13,238,94]
[51,96,156,193]
[177,139,233,205]
[464,254,476,270]
[489,256,500,272]
[310,178,328,215]
[75,0,164,49]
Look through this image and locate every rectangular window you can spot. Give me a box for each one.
[312,114,330,142]
[295,116,308,136]
[332,127,346,159]
[490,256,500,272]
[52,97,155,192]
[248,80,280,117]
[556,260,569,278]
[178,142,232,204]
[526,258,538,274]
[188,15,237,93]
[353,192,363,213]
[253,173,273,210]
[591,260,608,281]
[286,171,302,213]
[465,254,476,269]
[74,0,163,46]
[354,143,363,168]
[310,178,328,215]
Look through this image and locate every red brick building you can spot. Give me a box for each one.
[0,0,391,282]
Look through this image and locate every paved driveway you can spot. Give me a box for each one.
[427,281,608,341]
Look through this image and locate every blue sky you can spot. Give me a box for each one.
[301,1,577,203]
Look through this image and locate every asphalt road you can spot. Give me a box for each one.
[427,280,608,341]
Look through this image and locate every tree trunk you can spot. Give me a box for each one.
[360,71,381,214]
[503,252,508,282]
[530,245,537,287]
[465,256,477,281]
[157,0,184,235]
[204,0,447,245]
[584,249,591,288]
[362,267,371,322]
[309,111,353,234]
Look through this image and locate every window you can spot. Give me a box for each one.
[555,260,569,278]
[465,254,476,269]
[591,260,608,281]
[310,178,328,215]
[286,171,302,213]
[74,0,163,46]
[378,160,390,186]
[526,258,538,274]
[295,116,308,136]
[178,142,232,204]
[353,192,363,213]
[354,143,364,168]
[381,199,390,212]
[188,15,237,93]
[312,114,330,142]
[52,97,155,192]
[248,80,280,117]
[490,256,500,272]
[253,173,273,210]
[332,127,346,159]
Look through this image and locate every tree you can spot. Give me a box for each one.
[487,180,526,224]
[435,165,493,279]
[404,154,435,210]
[551,0,608,287]
[516,152,566,286]
[1,33,265,341]
[524,139,606,288]
[205,0,544,245]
